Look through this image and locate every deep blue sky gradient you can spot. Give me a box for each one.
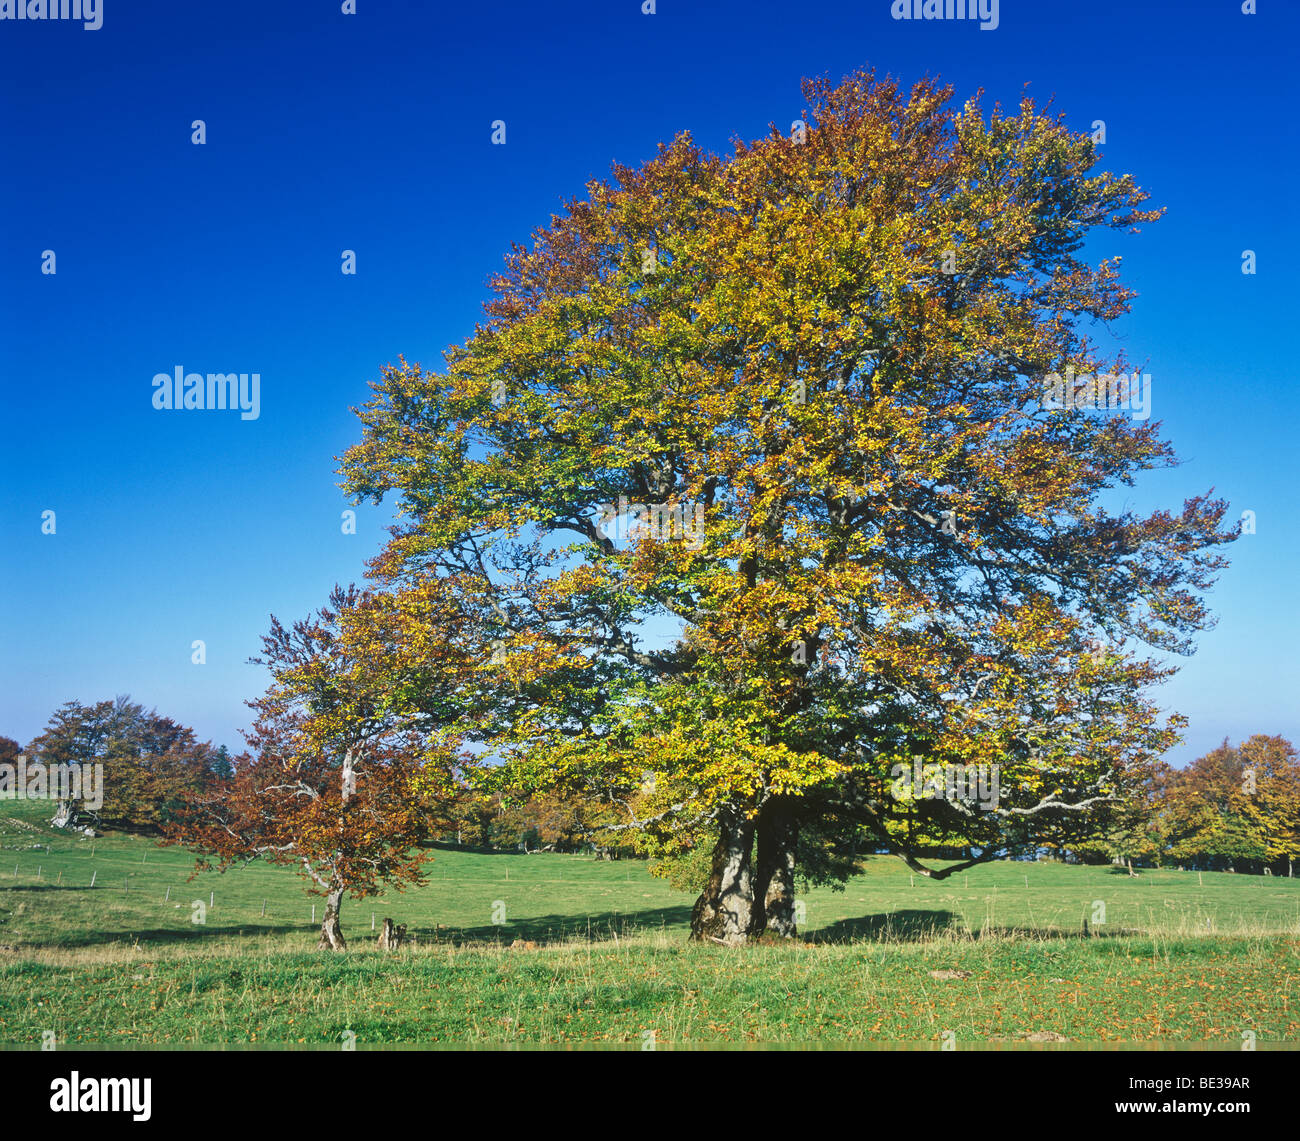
[2,0,1296,764]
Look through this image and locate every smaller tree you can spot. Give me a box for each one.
[165,585,473,949]
[444,789,506,848]
[496,789,628,854]
[1070,798,1164,874]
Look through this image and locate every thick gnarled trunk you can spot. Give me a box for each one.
[755,798,798,938]
[318,886,347,950]
[690,808,759,945]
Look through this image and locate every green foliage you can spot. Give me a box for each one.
[649,841,713,895]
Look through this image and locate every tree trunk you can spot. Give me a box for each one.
[51,798,76,830]
[755,798,798,938]
[318,886,346,950]
[317,751,355,951]
[690,807,758,945]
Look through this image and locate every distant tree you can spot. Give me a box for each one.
[495,789,627,853]
[208,744,235,783]
[1160,739,1283,872]
[0,736,21,768]
[25,697,217,834]
[0,736,21,807]
[444,789,505,848]
[1237,735,1299,876]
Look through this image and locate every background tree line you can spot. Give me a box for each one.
[9,699,1294,878]
[1,697,234,835]
[1066,735,1300,876]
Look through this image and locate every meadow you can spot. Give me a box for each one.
[1,795,1297,1048]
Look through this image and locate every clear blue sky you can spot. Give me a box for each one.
[2,0,1296,766]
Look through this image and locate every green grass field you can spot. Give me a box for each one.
[2,795,1297,1047]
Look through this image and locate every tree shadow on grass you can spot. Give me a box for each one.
[808,909,961,944]
[1,905,698,952]
[421,841,533,856]
[408,905,695,948]
[10,922,316,950]
[0,884,91,892]
[809,910,1144,944]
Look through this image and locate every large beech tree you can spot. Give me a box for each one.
[165,585,474,949]
[338,70,1235,943]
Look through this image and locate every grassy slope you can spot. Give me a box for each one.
[2,795,1297,1047]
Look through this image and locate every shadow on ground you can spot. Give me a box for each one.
[809,909,961,943]
[809,909,1140,943]
[0,922,317,950]
[420,905,695,947]
[0,884,88,893]
[0,902,698,951]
